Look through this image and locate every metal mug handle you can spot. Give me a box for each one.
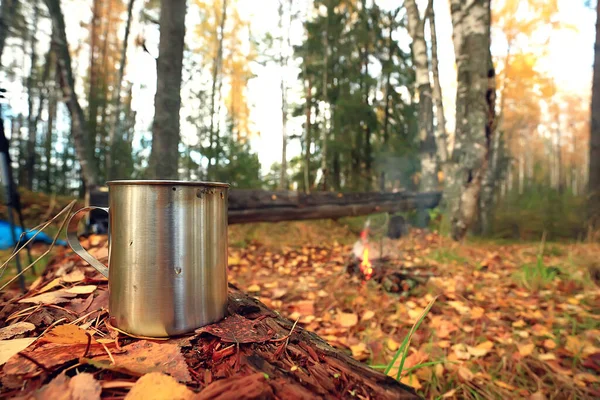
[67,206,110,278]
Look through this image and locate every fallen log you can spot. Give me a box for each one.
[0,243,420,399]
[87,188,441,228]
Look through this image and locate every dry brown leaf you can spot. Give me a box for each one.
[458,366,474,382]
[494,380,517,390]
[0,322,36,340]
[470,307,485,319]
[38,278,63,294]
[467,341,494,358]
[64,285,97,294]
[350,342,368,360]
[512,320,527,328]
[89,340,191,382]
[441,389,457,398]
[3,342,107,375]
[517,343,535,357]
[125,372,195,400]
[0,337,36,366]
[400,374,421,390]
[529,391,547,400]
[452,343,471,360]
[336,312,358,328]
[62,269,85,283]
[362,310,375,321]
[542,339,555,349]
[19,290,77,305]
[28,372,101,400]
[42,324,96,345]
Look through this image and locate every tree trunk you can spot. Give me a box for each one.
[320,10,329,191]
[107,0,135,180]
[45,0,99,189]
[278,0,291,190]
[147,0,187,179]
[25,1,39,190]
[304,77,312,193]
[426,0,448,165]
[0,0,18,67]
[87,0,101,173]
[406,0,437,193]
[445,0,494,241]
[207,0,228,177]
[44,73,57,193]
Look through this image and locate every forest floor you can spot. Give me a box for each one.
[1,217,599,399]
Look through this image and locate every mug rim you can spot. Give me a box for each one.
[107,180,229,188]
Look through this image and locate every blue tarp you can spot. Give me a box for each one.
[0,220,67,250]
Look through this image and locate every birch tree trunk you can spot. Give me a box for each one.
[320,22,329,191]
[405,0,437,193]
[45,0,99,188]
[107,0,135,179]
[279,0,291,190]
[207,0,227,177]
[445,0,494,241]
[147,0,187,179]
[304,77,312,194]
[426,0,448,165]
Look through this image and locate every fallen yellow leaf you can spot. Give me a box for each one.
[494,380,517,390]
[336,312,358,328]
[247,284,261,292]
[512,320,527,328]
[458,366,474,382]
[470,307,485,319]
[42,324,96,345]
[400,374,421,390]
[125,372,194,400]
[518,343,535,357]
[350,342,368,360]
[543,339,556,350]
[362,310,375,321]
[387,338,399,352]
[467,340,494,357]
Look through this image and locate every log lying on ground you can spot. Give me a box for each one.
[228,190,441,224]
[0,243,420,399]
[88,188,441,225]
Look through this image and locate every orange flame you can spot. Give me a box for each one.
[360,247,373,280]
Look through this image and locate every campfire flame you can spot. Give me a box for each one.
[360,247,373,280]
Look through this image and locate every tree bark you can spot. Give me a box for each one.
[426,0,448,165]
[0,0,18,67]
[445,0,494,241]
[405,0,437,193]
[107,0,135,180]
[304,77,312,193]
[44,71,57,193]
[147,0,187,179]
[25,1,39,190]
[278,0,291,190]
[207,0,228,177]
[45,0,99,189]
[320,8,330,191]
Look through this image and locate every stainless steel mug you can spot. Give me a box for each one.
[66,180,229,337]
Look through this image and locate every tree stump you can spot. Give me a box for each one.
[0,244,420,399]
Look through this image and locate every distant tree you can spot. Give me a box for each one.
[590,0,600,232]
[147,0,187,179]
[45,0,100,189]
